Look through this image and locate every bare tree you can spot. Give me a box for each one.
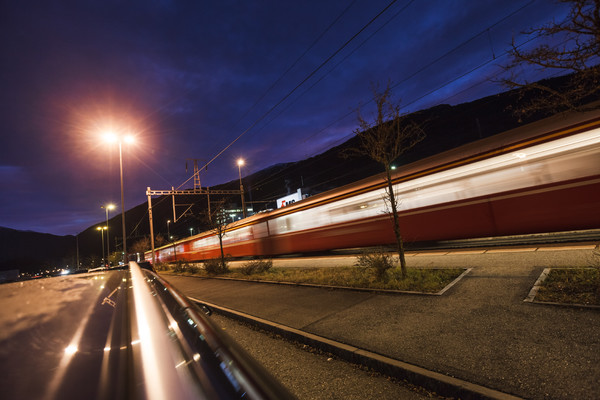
[130,237,150,254]
[155,234,167,247]
[503,0,600,117]
[205,198,230,271]
[350,83,425,278]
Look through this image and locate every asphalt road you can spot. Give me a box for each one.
[210,313,444,400]
[164,245,600,400]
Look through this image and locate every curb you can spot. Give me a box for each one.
[190,297,522,400]
[524,268,600,309]
[164,267,471,296]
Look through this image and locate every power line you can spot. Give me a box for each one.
[230,0,359,130]
[256,0,537,171]
[177,0,563,203]
[176,0,400,191]
[248,2,556,194]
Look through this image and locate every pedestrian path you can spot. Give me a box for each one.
[163,248,600,400]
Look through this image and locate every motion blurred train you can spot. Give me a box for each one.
[146,110,600,263]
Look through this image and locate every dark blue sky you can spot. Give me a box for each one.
[0,0,570,236]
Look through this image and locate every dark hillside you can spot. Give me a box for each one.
[0,227,75,272]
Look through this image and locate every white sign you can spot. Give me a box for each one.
[277,188,303,208]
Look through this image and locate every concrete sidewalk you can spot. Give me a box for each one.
[163,247,599,400]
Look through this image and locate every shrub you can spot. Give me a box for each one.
[172,261,186,273]
[171,261,199,274]
[203,258,229,275]
[187,263,200,274]
[355,250,395,281]
[240,259,273,275]
[154,262,169,272]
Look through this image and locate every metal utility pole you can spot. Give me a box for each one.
[186,158,212,218]
[146,186,242,262]
[145,158,245,262]
[119,142,127,263]
[147,188,155,265]
[102,204,115,264]
[237,159,247,218]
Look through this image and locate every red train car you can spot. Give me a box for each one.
[147,110,600,263]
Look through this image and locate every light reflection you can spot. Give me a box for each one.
[104,346,111,352]
[130,262,202,399]
[45,290,100,400]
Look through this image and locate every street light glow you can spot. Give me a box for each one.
[103,132,135,145]
[106,203,116,210]
[103,132,118,143]
[237,158,244,167]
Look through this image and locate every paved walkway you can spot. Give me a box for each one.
[163,247,599,400]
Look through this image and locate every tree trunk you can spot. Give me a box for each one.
[385,166,407,278]
[218,234,226,268]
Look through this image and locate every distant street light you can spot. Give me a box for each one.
[167,219,171,240]
[96,226,107,266]
[237,158,247,218]
[101,203,115,264]
[104,133,135,263]
[189,227,193,237]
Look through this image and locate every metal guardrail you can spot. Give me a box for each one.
[133,262,294,399]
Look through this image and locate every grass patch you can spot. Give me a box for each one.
[163,264,464,293]
[536,268,600,306]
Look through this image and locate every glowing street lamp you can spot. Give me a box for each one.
[104,132,135,263]
[101,203,115,263]
[237,158,247,218]
[96,226,107,266]
[167,219,171,240]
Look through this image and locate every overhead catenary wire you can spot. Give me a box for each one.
[253,0,538,175]
[228,0,359,131]
[141,3,365,228]
[175,0,401,191]
[139,1,571,239]
[172,0,566,209]
[248,1,544,192]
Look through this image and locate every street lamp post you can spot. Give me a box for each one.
[167,219,171,240]
[104,133,134,264]
[96,226,107,266]
[237,158,247,218]
[102,203,115,265]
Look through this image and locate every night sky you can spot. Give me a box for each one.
[0,0,571,236]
